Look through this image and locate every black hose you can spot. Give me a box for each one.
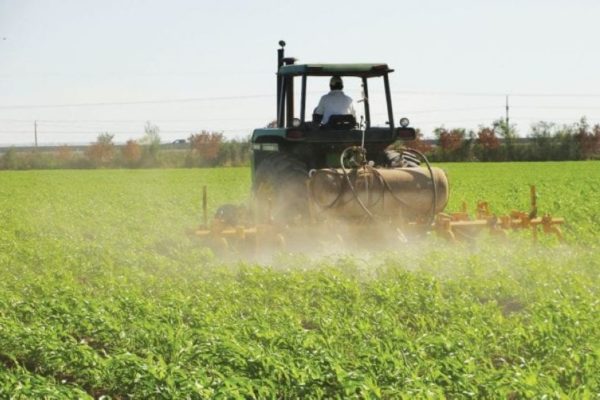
[319,146,437,228]
[309,170,345,209]
[340,147,375,219]
[401,148,437,227]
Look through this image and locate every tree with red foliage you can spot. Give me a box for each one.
[437,128,464,152]
[434,127,467,161]
[85,133,115,167]
[477,127,500,150]
[121,139,142,166]
[474,126,501,161]
[189,131,224,166]
[404,128,433,154]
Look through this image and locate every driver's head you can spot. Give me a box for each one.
[330,76,343,90]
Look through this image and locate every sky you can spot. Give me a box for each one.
[1,0,600,145]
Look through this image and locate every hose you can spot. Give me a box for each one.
[309,169,345,209]
[315,146,438,229]
[340,147,375,219]
[400,148,437,227]
[360,146,437,227]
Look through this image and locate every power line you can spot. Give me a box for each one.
[0,128,255,135]
[2,90,600,111]
[508,106,600,110]
[3,104,600,124]
[393,90,504,97]
[404,106,501,114]
[0,117,265,123]
[508,115,600,121]
[0,94,274,110]
[392,90,600,97]
[413,116,600,125]
[0,70,272,78]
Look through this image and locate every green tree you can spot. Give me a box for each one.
[530,121,555,161]
[0,148,18,169]
[141,121,161,165]
[493,118,518,161]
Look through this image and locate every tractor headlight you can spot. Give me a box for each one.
[292,118,302,128]
[399,117,410,127]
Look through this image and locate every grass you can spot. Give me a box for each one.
[0,163,599,398]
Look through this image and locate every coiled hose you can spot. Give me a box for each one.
[310,146,438,228]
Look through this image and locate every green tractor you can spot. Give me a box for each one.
[249,41,445,226]
[194,41,563,253]
[196,41,449,253]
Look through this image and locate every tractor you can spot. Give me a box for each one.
[193,41,563,254]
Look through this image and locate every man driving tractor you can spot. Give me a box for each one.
[313,76,356,125]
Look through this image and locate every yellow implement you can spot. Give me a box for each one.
[435,186,563,242]
[192,184,564,255]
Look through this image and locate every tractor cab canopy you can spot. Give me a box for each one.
[278,63,394,78]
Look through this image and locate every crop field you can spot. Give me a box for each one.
[0,162,599,399]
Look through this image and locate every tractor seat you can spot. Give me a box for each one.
[322,114,356,130]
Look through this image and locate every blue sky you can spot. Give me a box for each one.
[1,0,599,145]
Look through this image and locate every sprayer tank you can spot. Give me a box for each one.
[309,166,449,220]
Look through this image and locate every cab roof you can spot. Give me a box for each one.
[278,63,393,77]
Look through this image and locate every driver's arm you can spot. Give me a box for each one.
[313,97,326,125]
[312,113,323,125]
[349,101,356,118]
[314,96,325,116]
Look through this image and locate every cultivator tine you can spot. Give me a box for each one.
[436,186,564,243]
[529,185,538,219]
[202,185,208,228]
[476,201,491,219]
[448,202,469,221]
[187,184,259,256]
[435,214,458,242]
[542,214,564,241]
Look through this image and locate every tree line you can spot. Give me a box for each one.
[1,118,599,170]
[0,122,251,170]
[403,117,600,162]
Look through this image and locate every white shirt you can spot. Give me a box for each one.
[314,90,356,124]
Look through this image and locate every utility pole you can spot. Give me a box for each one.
[34,120,38,148]
[505,95,510,135]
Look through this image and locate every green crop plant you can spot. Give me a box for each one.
[0,163,599,398]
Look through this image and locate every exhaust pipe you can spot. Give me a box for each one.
[276,40,285,124]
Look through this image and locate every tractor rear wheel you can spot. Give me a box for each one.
[253,152,309,225]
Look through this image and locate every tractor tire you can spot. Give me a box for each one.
[253,152,309,225]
